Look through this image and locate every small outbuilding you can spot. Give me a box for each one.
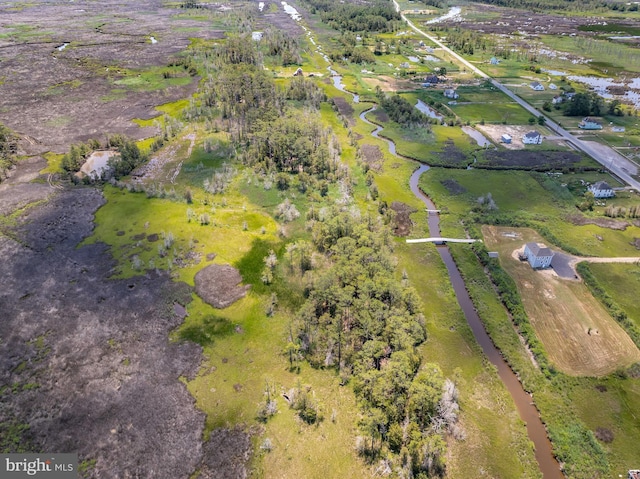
[523,242,554,269]
[552,95,563,105]
[490,57,500,65]
[501,134,512,144]
[523,131,542,145]
[588,181,614,198]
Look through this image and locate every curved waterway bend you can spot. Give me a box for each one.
[360,106,562,479]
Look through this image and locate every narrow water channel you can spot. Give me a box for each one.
[360,106,563,478]
[410,167,562,479]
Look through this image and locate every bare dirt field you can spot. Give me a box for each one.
[483,225,640,376]
[0,0,228,153]
[390,201,417,237]
[362,76,417,92]
[477,124,551,150]
[195,264,251,309]
[435,4,604,36]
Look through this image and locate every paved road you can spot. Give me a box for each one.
[393,1,640,190]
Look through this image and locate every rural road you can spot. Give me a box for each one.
[393,2,640,190]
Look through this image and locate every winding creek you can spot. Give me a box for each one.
[359,106,562,478]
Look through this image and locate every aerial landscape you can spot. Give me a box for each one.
[1,0,640,477]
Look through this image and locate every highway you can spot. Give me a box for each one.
[392,1,640,190]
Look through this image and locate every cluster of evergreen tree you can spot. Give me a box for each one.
[563,92,604,117]
[431,27,491,56]
[0,123,18,182]
[291,209,457,476]
[60,135,145,180]
[263,29,302,66]
[376,89,432,128]
[303,0,401,32]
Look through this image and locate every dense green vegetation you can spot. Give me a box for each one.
[377,88,432,128]
[303,0,401,32]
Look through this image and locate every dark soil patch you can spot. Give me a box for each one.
[373,108,390,123]
[567,214,629,231]
[132,233,146,241]
[361,144,384,172]
[206,252,217,261]
[437,3,602,37]
[435,140,469,166]
[390,201,417,237]
[594,427,614,443]
[116,230,125,236]
[0,0,227,153]
[478,150,585,170]
[595,384,607,392]
[631,238,640,249]
[332,97,355,125]
[196,427,252,479]
[194,264,250,309]
[147,233,159,242]
[440,178,466,195]
[0,159,251,478]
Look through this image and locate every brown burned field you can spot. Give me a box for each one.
[482,225,640,376]
[0,0,228,153]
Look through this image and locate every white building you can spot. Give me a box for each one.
[523,242,554,269]
[522,131,542,145]
[530,81,545,91]
[444,88,459,99]
[588,181,614,198]
[501,134,512,144]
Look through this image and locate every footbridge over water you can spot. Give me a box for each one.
[406,238,481,245]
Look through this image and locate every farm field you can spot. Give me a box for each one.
[586,263,640,329]
[482,225,640,376]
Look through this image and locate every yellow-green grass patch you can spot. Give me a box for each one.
[40,152,65,174]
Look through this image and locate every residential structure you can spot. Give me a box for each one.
[523,242,554,269]
[443,88,459,99]
[552,95,563,105]
[522,131,542,145]
[549,83,558,90]
[588,181,615,198]
[579,117,603,130]
[530,81,545,91]
[490,57,500,65]
[423,74,439,85]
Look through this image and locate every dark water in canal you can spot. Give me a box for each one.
[358,95,562,479]
[409,165,563,479]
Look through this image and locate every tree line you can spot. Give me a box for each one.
[303,0,401,32]
[291,208,459,476]
[376,88,432,129]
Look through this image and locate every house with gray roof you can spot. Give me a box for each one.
[588,181,614,198]
[523,242,554,269]
[522,131,542,145]
[530,81,545,91]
